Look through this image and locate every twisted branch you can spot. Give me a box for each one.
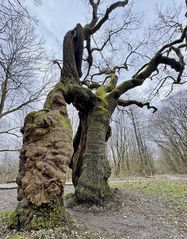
[118,99,157,113]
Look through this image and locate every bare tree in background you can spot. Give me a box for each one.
[128,108,155,176]
[151,92,187,173]
[0,0,49,153]
[109,107,155,178]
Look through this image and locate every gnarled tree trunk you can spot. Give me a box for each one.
[70,93,117,204]
[74,113,111,204]
[13,82,73,230]
[59,22,118,205]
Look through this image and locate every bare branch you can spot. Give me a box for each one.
[0,127,21,138]
[0,148,20,153]
[118,99,157,113]
[0,81,49,119]
[110,26,187,98]
[91,0,128,35]
[159,26,187,52]
[92,22,130,53]
[90,68,110,81]
[88,0,100,28]
[52,60,62,70]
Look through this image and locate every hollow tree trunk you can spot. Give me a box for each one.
[75,113,111,204]
[70,95,117,204]
[13,82,73,230]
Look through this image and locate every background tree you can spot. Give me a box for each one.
[128,108,155,176]
[108,107,155,178]
[108,110,130,177]
[150,91,187,173]
[0,0,49,154]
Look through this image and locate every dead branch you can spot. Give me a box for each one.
[118,99,157,113]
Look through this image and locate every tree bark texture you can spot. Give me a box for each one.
[70,93,117,204]
[74,113,111,204]
[14,82,73,229]
[60,23,114,204]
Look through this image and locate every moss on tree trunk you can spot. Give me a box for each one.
[13,82,73,230]
[71,96,117,204]
[75,117,112,204]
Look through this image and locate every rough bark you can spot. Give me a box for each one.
[13,82,73,230]
[60,23,113,204]
[70,87,117,204]
[74,113,111,204]
[60,23,118,205]
[61,24,84,84]
[70,111,89,187]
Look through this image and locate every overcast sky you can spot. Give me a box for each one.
[24,0,185,57]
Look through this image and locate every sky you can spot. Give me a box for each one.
[24,0,185,58]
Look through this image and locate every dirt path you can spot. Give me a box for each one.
[160,174,187,181]
[0,177,151,211]
[68,189,187,239]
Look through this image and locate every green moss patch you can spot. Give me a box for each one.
[64,192,75,200]
[25,110,45,125]
[18,204,71,230]
[75,180,112,205]
[58,114,72,131]
[0,210,16,226]
[0,209,106,239]
[44,82,64,109]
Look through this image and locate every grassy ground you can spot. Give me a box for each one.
[110,176,187,233]
[110,176,187,208]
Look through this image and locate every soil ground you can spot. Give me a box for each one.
[0,175,187,239]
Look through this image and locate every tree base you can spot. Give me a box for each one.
[75,179,112,205]
[11,200,71,230]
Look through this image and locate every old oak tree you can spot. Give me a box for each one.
[14,0,186,229]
